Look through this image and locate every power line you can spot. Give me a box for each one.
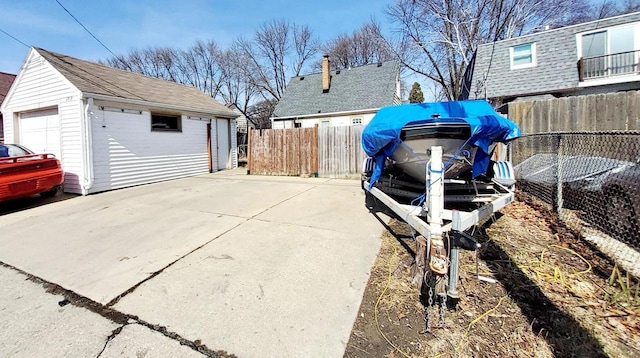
[54,0,123,63]
[0,28,29,48]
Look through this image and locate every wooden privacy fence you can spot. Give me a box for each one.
[248,127,318,176]
[318,125,367,179]
[508,90,640,133]
[248,125,366,178]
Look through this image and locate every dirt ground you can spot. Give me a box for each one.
[344,196,640,358]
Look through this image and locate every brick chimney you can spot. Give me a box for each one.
[322,55,330,93]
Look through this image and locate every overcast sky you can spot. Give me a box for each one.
[0,0,392,74]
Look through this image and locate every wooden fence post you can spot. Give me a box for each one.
[247,127,252,174]
[314,124,319,177]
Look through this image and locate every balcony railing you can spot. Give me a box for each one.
[578,50,640,81]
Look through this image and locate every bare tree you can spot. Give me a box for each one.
[179,40,226,98]
[387,0,585,100]
[292,24,320,76]
[104,41,231,101]
[234,19,319,101]
[218,45,259,118]
[102,18,318,114]
[104,47,181,81]
[321,19,394,70]
[246,99,277,129]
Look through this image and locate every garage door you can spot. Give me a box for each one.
[19,108,61,160]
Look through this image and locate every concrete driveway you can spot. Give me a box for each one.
[0,169,385,357]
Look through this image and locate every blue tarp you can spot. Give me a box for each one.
[362,100,521,186]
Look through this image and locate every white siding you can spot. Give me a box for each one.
[271,110,378,129]
[1,49,85,194]
[3,51,80,143]
[235,113,253,133]
[89,106,210,193]
[362,113,376,126]
[301,119,319,128]
[331,116,349,126]
[58,99,84,193]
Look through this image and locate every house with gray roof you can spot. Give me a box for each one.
[461,12,640,109]
[271,56,401,129]
[1,47,238,195]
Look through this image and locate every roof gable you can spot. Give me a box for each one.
[35,48,235,117]
[273,61,399,119]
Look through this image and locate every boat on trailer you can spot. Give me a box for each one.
[361,100,520,330]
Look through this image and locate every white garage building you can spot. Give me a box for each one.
[1,47,238,195]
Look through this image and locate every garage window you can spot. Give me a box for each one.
[151,114,181,132]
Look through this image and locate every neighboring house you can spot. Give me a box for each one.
[271,56,401,129]
[226,103,254,145]
[462,12,640,108]
[1,47,238,195]
[0,72,17,143]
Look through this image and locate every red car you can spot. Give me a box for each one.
[0,144,64,201]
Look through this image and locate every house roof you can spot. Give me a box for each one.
[35,48,236,118]
[0,72,17,105]
[273,60,399,119]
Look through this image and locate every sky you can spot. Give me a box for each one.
[0,0,394,75]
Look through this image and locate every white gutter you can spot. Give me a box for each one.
[82,98,94,192]
[82,93,238,119]
[272,107,382,121]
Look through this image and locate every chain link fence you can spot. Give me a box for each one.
[512,132,640,276]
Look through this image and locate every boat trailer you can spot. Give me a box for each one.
[362,146,515,330]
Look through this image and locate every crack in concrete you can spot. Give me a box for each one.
[104,219,249,307]
[1,183,324,357]
[0,261,236,358]
[247,184,318,218]
[96,322,131,358]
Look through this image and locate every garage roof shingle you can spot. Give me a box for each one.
[36,48,236,117]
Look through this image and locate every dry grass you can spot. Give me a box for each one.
[345,199,640,358]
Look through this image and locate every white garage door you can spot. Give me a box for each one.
[19,108,61,160]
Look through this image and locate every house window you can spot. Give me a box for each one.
[510,43,536,69]
[151,114,181,132]
[351,118,362,125]
[579,26,636,80]
[321,120,330,128]
[294,122,302,128]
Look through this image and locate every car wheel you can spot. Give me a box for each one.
[40,185,61,198]
[605,187,638,242]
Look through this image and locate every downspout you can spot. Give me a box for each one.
[82,98,94,193]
